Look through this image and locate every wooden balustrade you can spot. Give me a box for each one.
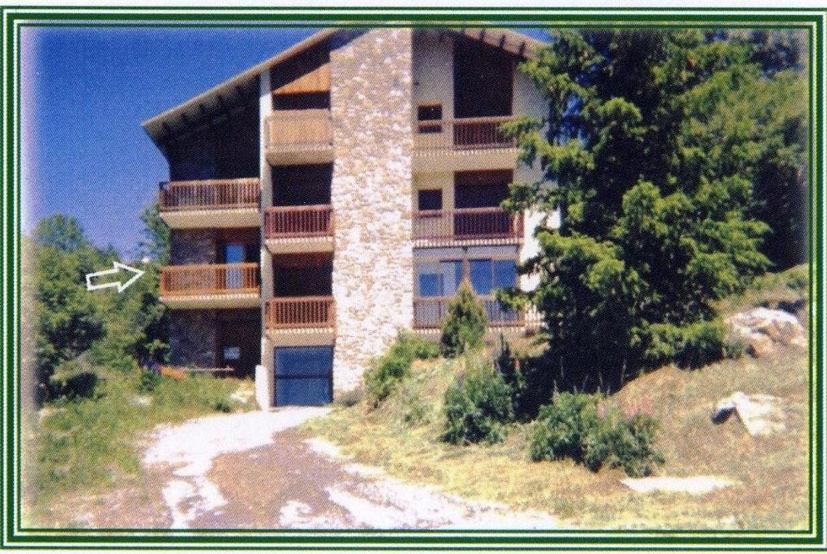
[414,115,518,151]
[413,207,522,242]
[413,295,524,329]
[265,296,335,329]
[160,263,259,296]
[265,109,333,151]
[264,205,334,238]
[158,178,260,211]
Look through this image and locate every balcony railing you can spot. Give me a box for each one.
[265,296,335,329]
[413,295,523,329]
[265,109,333,153]
[413,207,523,242]
[158,178,260,211]
[264,205,334,239]
[414,115,518,151]
[160,263,259,296]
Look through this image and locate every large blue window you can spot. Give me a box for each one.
[469,259,517,294]
[275,346,333,406]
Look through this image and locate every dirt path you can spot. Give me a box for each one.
[139,408,557,530]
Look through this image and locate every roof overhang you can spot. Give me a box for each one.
[141,27,546,153]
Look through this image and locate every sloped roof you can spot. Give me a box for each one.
[142,27,546,149]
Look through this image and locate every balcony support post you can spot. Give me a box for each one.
[258,68,275,409]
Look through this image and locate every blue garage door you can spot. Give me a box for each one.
[275,346,333,406]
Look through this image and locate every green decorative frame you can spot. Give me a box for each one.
[1,5,824,550]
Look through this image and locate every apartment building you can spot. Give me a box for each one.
[143,28,554,409]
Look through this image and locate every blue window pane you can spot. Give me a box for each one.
[493,260,517,289]
[441,261,462,295]
[275,347,333,377]
[418,274,441,297]
[224,244,245,263]
[469,259,492,294]
[276,378,331,406]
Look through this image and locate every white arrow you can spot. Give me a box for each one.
[85,261,145,293]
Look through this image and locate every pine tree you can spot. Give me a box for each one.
[501,29,799,390]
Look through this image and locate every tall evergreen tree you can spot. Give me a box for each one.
[500,29,802,391]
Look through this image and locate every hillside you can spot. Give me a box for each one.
[304,265,810,529]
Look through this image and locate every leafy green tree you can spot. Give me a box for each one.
[501,29,787,390]
[440,281,488,358]
[138,201,171,264]
[34,214,88,252]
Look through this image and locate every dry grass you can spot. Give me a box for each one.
[305,266,810,530]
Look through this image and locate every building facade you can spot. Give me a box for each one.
[143,28,555,409]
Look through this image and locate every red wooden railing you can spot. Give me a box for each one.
[413,207,523,242]
[264,205,334,239]
[158,178,260,211]
[414,115,518,151]
[413,295,524,329]
[160,263,259,296]
[265,296,335,329]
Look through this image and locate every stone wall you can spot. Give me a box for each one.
[329,29,415,392]
[168,310,216,368]
[170,229,216,264]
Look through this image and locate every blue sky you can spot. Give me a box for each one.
[21,26,548,257]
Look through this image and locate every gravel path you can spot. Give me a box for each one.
[141,408,558,530]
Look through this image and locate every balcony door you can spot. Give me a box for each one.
[454,170,513,237]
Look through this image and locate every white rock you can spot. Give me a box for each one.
[712,391,786,436]
[725,307,806,357]
[621,476,735,495]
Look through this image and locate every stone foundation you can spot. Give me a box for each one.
[329,29,415,391]
[168,310,216,368]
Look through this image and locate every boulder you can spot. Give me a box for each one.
[711,391,786,437]
[725,307,806,357]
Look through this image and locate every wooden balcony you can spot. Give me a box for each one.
[264,205,334,254]
[159,263,260,309]
[158,178,260,228]
[265,109,334,166]
[413,295,524,330]
[413,207,523,246]
[413,116,520,172]
[264,296,335,346]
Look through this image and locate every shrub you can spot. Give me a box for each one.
[492,335,531,418]
[364,331,439,406]
[530,392,664,477]
[583,414,664,477]
[529,393,599,462]
[48,357,100,400]
[213,399,233,413]
[642,320,726,369]
[440,281,487,358]
[334,387,364,408]
[137,370,162,393]
[442,359,514,445]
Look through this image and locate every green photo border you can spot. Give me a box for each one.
[1,5,824,550]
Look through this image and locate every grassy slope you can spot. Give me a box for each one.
[24,370,255,526]
[305,266,809,529]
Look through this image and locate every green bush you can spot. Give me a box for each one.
[530,392,664,477]
[529,393,599,462]
[48,357,100,400]
[440,281,487,358]
[583,414,665,477]
[137,370,162,393]
[213,399,233,413]
[442,359,514,445]
[642,320,726,369]
[364,331,439,406]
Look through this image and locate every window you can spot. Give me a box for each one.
[416,260,462,297]
[417,103,443,133]
[418,189,443,211]
[469,259,517,294]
